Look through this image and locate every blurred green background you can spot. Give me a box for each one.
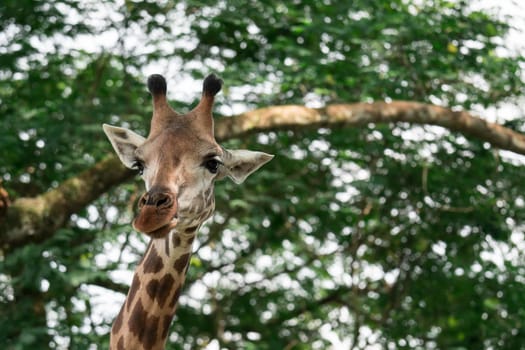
[1,0,525,349]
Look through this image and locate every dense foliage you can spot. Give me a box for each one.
[1,1,525,349]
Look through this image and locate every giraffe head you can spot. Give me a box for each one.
[103,74,273,238]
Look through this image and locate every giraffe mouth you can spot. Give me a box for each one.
[132,202,179,238]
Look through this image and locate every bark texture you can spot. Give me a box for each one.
[0,157,134,250]
[2,101,524,249]
[215,102,525,154]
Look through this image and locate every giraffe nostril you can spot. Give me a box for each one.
[156,197,169,207]
[140,188,175,209]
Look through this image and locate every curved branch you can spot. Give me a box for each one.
[2,101,524,249]
[85,275,129,295]
[215,101,525,155]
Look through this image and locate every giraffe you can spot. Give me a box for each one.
[102,73,273,350]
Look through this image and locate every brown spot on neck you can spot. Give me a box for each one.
[173,253,190,274]
[112,308,124,334]
[184,225,198,234]
[142,245,164,274]
[169,285,182,308]
[142,314,160,349]
[161,315,172,340]
[128,299,147,340]
[145,274,176,308]
[164,234,171,256]
[117,336,125,350]
[126,274,141,312]
[172,233,181,247]
[128,299,161,349]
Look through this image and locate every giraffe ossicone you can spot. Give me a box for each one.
[103,74,273,349]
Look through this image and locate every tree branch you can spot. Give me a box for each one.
[215,102,525,155]
[0,157,134,251]
[2,101,524,249]
[85,275,129,295]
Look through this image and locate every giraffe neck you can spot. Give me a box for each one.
[110,228,198,350]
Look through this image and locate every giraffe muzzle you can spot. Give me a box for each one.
[132,189,178,238]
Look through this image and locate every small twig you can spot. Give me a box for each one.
[283,340,299,350]
[0,183,10,217]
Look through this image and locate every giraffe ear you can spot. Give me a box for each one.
[218,148,274,184]
[102,124,146,169]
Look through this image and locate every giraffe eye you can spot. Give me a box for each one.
[203,159,222,174]
[132,160,145,175]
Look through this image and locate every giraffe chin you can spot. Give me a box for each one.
[146,220,178,238]
[133,218,178,239]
